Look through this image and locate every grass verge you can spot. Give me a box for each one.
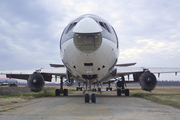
[130,86,180,108]
[0,86,76,107]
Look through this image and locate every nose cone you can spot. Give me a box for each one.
[73,17,102,33]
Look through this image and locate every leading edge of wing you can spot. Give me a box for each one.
[115,66,180,75]
[115,67,144,74]
[0,67,66,76]
[146,67,180,74]
[49,63,65,67]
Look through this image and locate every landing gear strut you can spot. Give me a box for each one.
[117,76,129,96]
[97,83,102,93]
[92,84,96,92]
[84,80,96,103]
[55,76,68,96]
[106,81,112,91]
[76,83,83,91]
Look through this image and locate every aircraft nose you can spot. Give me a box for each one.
[73,17,102,33]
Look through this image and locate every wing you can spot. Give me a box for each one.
[114,66,180,91]
[0,67,66,81]
[115,67,144,76]
[115,66,180,76]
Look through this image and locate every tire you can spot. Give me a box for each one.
[76,87,79,91]
[91,94,96,103]
[110,88,112,91]
[85,94,89,103]
[80,87,82,91]
[106,88,108,91]
[98,88,101,92]
[125,89,129,96]
[55,89,60,96]
[94,89,96,92]
[64,89,68,96]
[117,89,121,96]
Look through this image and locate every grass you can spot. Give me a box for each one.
[130,86,180,108]
[0,86,76,112]
[0,86,76,106]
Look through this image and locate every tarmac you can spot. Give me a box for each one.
[0,90,180,120]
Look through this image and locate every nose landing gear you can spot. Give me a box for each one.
[84,80,96,103]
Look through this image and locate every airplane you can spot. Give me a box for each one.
[0,78,18,87]
[1,14,180,103]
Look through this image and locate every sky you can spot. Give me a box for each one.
[0,0,180,80]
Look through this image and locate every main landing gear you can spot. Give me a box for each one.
[106,81,112,91]
[76,83,83,91]
[84,80,96,103]
[117,76,129,96]
[92,83,97,92]
[55,76,68,96]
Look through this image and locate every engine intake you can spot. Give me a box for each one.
[28,73,45,92]
[116,81,123,89]
[139,71,157,91]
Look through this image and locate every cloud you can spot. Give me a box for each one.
[0,0,180,80]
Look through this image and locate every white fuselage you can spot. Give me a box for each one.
[60,14,119,83]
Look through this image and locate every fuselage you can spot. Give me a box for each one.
[60,14,119,83]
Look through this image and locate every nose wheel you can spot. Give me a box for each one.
[84,93,96,103]
[84,80,96,103]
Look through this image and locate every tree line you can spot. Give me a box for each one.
[157,80,180,86]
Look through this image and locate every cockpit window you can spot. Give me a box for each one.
[66,22,77,34]
[99,22,111,33]
[74,32,102,53]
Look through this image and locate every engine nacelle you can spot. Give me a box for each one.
[115,81,123,89]
[139,71,157,91]
[27,73,45,92]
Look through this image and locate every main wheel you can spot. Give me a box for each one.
[80,87,82,91]
[64,89,68,96]
[76,87,79,91]
[125,89,129,96]
[85,94,89,103]
[55,89,60,96]
[94,88,96,92]
[92,88,94,92]
[110,88,112,91]
[117,89,121,96]
[91,94,96,103]
[106,88,108,91]
[98,88,101,92]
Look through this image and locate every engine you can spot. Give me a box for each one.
[115,81,123,89]
[139,71,157,91]
[27,73,45,92]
